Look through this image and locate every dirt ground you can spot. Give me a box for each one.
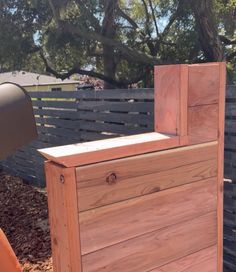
[0,172,53,271]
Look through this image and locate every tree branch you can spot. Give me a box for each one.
[117,7,139,29]
[39,52,144,88]
[47,0,159,66]
[48,0,60,24]
[58,20,159,65]
[74,0,101,32]
[219,35,236,45]
[161,4,181,38]
[141,0,152,38]
[147,0,159,36]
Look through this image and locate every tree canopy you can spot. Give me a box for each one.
[0,0,235,88]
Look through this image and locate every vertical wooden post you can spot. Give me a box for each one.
[154,65,181,135]
[45,162,82,272]
[154,64,188,143]
[217,62,226,272]
[155,62,226,271]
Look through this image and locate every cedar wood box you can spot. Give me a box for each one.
[40,62,226,272]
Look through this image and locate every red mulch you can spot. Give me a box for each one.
[0,172,53,271]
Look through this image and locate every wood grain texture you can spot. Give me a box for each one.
[77,158,217,211]
[179,65,189,144]
[40,132,180,167]
[45,162,82,272]
[76,141,218,184]
[82,212,217,272]
[188,104,218,144]
[217,62,226,272]
[151,245,217,272]
[188,63,220,106]
[79,178,217,255]
[154,65,180,135]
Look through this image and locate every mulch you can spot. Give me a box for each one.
[0,171,53,271]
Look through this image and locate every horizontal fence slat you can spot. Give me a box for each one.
[226,86,236,100]
[80,131,119,141]
[29,89,154,99]
[33,100,154,113]
[33,100,77,109]
[37,125,80,139]
[79,121,152,135]
[34,108,154,126]
[35,117,81,130]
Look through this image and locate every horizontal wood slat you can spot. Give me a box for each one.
[30,89,154,99]
[33,100,154,113]
[77,158,217,211]
[82,212,217,272]
[79,178,217,255]
[76,141,218,184]
[34,108,153,126]
[151,246,217,272]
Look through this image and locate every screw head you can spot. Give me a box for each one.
[60,175,65,184]
[106,172,117,185]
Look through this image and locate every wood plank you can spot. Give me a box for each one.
[38,126,80,139]
[34,108,153,125]
[29,89,154,99]
[33,100,77,109]
[79,121,151,135]
[76,141,217,184]
[45,162,82,272]
[78,111,153,125]
[80,131,118,141]
[179,65,189,143]
[154,65,180,135]
[39,132,180,167]
[151,246,217,272]
[188,63,220,106]
[37,133,78,146]
[77,101,153,112]
[79,178,217,254]
[33,100,154,113]
[225,119,236,133]
[77,158,217,211]
[82,212,217,272]
[35,117,81,130]
[217,61,226,272]
[225,103,236,117]
[226,85,236,99]
[224,253,236,271]
[188,104,218,144]
[35,117,152,134]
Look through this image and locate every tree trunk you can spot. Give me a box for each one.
[190,0,225,61]
[102,0,118,89]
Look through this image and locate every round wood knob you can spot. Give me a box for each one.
[106,172,117,185]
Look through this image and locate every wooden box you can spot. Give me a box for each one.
[40,63,226,272]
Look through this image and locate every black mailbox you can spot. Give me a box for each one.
[0,83,37,160]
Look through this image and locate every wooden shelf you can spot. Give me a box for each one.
[39,132,180,167]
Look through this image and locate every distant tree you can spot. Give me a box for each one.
[0,0,235,87]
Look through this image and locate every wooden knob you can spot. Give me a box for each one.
[106,172,117,185]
